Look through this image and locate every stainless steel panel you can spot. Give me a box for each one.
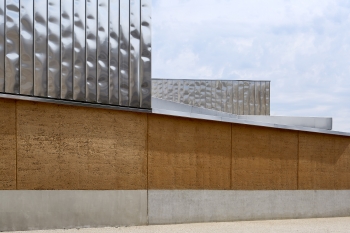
[238,81,244,115]
[61,0,73,99]
[0,0,4,92]
[261,81,266,115]
[48,0,60,98]
[73,0,86,101]
[249,81,255,115]
[173,79,179,102]
[86,0,97,102]
[255,82,261,115]
[221,81,227,112]
[157,79,163,99]
[226,81,233,114]
[215,81,222,111]
[97,0,109,103]
[232,81,238,114]
[34,0,47,97]
[119,0,129,106]
[243,81,249,115]
[179,80,184,103]
[1,0,152,110]
[140,0,151,108]
[266,81,270,115]
[189,80,195,105]
[152,79,158,98]
[167,79,173,101]
[183,80,189,104]
[20,0,34,95]
[162,79,168,100]
[194,80,200,107]
[5,0,20,93]
[109,0,119,104]
[205,80,211,109]
[199,80,205,108]
[129,0,140,107]
[210,81,216,109]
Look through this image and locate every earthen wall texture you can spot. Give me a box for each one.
[1,99,350,190]
[0,99,16,189]
[298,132,350,189]
[147,114,231,189]
[16,101,147,190]
[231,124,298,190]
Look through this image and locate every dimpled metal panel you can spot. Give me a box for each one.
[109,0,119,105]
[48,0,61,98]
[0,1,4,92]
[20,0,34,95]
[34,0,47,97]
[140,0,151,108]
[129,0,140,107]
[5,0,20,93]
[261,81,266,115]
[86,0,97,103]
[266,81,270,115]
[0,0,151,110]
[97,0,109,104]
[61,0,73,100]
[152,79,270,115]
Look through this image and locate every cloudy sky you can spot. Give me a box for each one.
[152,0,350,132]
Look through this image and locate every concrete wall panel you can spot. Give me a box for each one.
[17,100,147,190]
[148,190,350,224]
[231,124,298,190]
[148,114,231,189]
[0,190,148,231]
[298,132,350,189]
[0,99,16,189]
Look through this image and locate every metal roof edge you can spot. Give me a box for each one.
[0,93,152,113]
[152,108,350,137]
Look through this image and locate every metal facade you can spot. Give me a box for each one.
[0,0,151,109]
[152,79,270,115]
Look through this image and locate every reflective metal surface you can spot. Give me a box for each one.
[0,0,4,92]
[109,0,119,105]
[61,0,73,99]
[48,0,60,98]
[119,0,129,106]
[97,0,109,103]
[140,0,151,108]
[20,0,34,95]
[34,0,47,97]
[73,0,86,101]
[0,0,151,109]
[152,79,271,115]
[86,0,97,102]
[5,0,20,93]
[129,0,140,107]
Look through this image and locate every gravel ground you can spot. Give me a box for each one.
[11,217,350,233]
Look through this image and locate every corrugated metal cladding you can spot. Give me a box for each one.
[152,79,270,115]
[0,0,151,109]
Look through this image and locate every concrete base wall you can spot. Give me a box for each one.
[0,190,148,231]
[2,190,350,231]
[148,190,350,224]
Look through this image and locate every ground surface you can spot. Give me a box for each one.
[12,217,350,233]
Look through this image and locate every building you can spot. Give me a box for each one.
[0,0,350,231]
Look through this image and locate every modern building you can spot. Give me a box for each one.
[0,0,350,231]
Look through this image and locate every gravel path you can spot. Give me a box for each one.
[12,217,350,233]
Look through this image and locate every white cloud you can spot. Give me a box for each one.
[152,0,350,132]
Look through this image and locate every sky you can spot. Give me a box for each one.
[152,0,350,132]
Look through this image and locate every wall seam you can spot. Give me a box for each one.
[230,123,233,190]
[297,131,300,190]
[146,113,149,224]
[15,100,18,190]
